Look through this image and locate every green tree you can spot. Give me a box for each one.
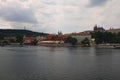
[81,38,90,46]
[0,34,4,40]
[65,36,77,45]
[116,32,120,44]
[91,32,104,44]
[32,39,38,45]
[91,32,120,44]
[16,35,23,45]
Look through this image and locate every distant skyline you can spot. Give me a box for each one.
[0,0,120,34]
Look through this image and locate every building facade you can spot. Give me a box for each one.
[106,28,120,33]
[71,32,91,44]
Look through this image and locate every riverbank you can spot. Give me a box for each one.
[38,43,84,47]
[96,44,120,49]
[1,43,120,49]
[0,43,84,47]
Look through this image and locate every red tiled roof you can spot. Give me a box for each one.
[71,32,90,36]
[43,34,68,41]
[4,37,17,41]
[23,37,35,41]
[106,28,120,31]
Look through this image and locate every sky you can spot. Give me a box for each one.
[0,0,120,34]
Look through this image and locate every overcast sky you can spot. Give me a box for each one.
[0,0,120,33]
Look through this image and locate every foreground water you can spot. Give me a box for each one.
[0,46,120,80]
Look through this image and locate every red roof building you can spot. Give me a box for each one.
[71,32,90,36]
[3,37,17,43]
[23,36,35,44]
[43,34,68,41]
[106,28,120,33]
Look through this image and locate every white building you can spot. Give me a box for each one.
[71,32,91,44]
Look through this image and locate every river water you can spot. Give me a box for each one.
[0,46,120,80]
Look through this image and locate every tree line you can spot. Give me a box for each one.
[91,32,120,44]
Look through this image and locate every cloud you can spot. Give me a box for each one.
[0,0,120,33]
[41,12,55,18]
[42,0,56,5]
[88,0,110,7]
[0,8,37,24]
[0,0,37,24]
[1,0,7,2]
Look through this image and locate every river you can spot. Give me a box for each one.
[0,46,120,80]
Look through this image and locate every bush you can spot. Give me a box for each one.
[65,36,77,45]
[81,38,90,46]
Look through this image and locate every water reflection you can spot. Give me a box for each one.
[0,46,120,80]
